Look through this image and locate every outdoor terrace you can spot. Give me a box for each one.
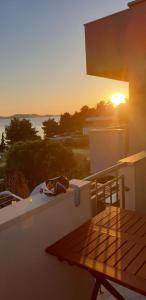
[0,152,146,300]
[0,151,146,299]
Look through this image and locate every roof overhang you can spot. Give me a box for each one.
[84,9,130,82]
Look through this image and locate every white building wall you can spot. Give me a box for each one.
[89,129,127,173]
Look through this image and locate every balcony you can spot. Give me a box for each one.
[0,149,146,299]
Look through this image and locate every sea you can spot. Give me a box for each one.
[0,116,60,139]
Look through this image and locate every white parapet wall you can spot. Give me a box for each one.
[0,180,94,300]
[119,151,146,213]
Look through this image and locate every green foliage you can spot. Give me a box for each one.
[60,112,73,133]
[6,140,76,190]
[0,164,6,178]
[62,136,89,149]
[96,101,114,116]
[71,153,90,179]
[42,101,117,137]
[5,117,39,144]
[42,118,59,138]
[0,132,5,152]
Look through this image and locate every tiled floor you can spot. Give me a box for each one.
[97,282,146,300]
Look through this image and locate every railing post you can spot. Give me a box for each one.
[118,175,125,209]
[119,151,146,213]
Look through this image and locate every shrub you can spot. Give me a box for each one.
[6,140,76,190]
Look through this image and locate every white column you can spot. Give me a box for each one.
[119,151,146,212]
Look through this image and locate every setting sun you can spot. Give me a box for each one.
[111,93,126,107]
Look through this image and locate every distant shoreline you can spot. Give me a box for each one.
[0,114,60,119]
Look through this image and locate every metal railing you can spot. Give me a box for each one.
[84,162,126,215]
[0,192,21,209]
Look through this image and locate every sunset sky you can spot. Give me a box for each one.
[0,0,129,116]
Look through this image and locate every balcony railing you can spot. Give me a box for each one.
[84,162,126,214]
[0,191,22,209]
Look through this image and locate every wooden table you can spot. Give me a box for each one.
[45,206,146,299]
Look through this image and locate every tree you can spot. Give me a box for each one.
[6,140,76,190]
[42,118,59,138]
[5,118,39,144]
[96,101,114,116]
[0,132,5,152]
[59,112,72,133]
[80,105,90,115]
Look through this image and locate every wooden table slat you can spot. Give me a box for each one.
[97,238,127,263]
[46,207,146,297]
[94,211,119,227]
[87,235,117,259]
[105,241,135,267]
[73,232,107,253]
[117,216,141,233]
[92,207,118,224]
[111,215,139,231]
[126,219,146,235]
[115,244,144,271]
[101,211,129,229]
[138,263,146,280]
[126,247,146,274]
[135,224,146,237]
